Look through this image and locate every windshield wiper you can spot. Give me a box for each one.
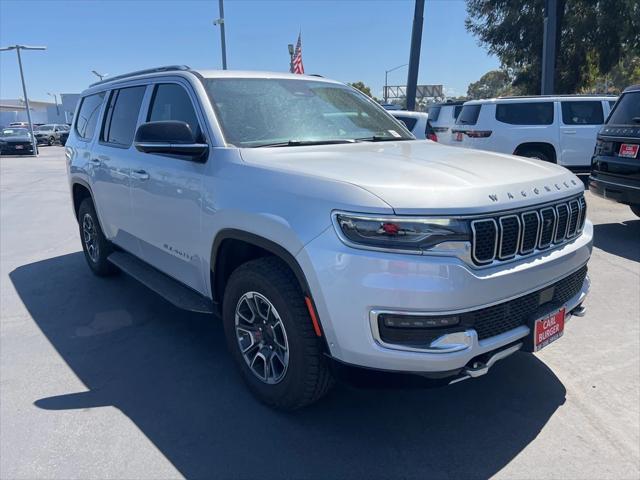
[254,139,356,148]
[355,135,411,142]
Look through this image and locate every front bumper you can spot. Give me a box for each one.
[297,220,592,374]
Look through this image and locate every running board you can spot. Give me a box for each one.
[107,251,214,314]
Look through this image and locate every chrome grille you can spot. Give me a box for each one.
[471,194,586,266]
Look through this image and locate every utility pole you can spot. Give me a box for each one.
[288,44,294,73]
[0,44,46,155]
[213,0,228,69]
[406,0,425,111]
[541,0,558,95]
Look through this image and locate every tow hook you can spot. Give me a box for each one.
[570,303,586,317]
[449,342,523,385]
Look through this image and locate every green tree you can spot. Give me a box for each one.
[467,70,514,99]
[348,81,374,98]
[465,0,640,94]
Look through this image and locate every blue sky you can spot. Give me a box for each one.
[0,0,499,102]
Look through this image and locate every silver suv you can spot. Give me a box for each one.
[66,66,592,409]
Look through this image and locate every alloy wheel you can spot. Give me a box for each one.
[235,291,289,384]
[82,213,99,263]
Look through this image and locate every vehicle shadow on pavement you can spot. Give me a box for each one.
[11,252,567,480]
[593,220,640,263]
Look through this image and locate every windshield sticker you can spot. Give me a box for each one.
[388,130,401,137]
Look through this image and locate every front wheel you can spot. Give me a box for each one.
[222,257,333,410]
[631,205,640,218]
[48,136,54,146]
[77,198,118,276]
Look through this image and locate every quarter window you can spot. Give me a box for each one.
[495,102,554,125]
[395,116,417,131]
[148,83,202,139]
[561,101,604,125]
[456,105,482,125]
[101,86,146,146]
[75,92,106,140]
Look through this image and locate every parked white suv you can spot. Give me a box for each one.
[66,66,592,409]
[451,96,617,173]
[427,101,464,145]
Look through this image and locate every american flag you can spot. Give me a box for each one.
[292,32,304,74]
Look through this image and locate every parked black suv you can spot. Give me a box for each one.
[590,84,640,217]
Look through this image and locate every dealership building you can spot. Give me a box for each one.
[0,93,80,125]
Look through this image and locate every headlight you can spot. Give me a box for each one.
[332,212,470,254]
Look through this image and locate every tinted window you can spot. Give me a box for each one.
[609,100,616,110]
[607,91,640,125]
[453,105,463,119]
[495,102,554,125]
[395,116,417,131]
[456,105,482,125]
[75,92,106,140]
[561,101,604,125]
[148,83,201,139]
[427,105,441,121]
[101,86,146,146]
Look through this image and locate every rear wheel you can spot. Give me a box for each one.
[222,257,333,410]
[78,198,118,276]
[48,136,54,146]
[630,205,640,218]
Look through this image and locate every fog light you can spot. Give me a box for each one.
[381,314,460,328]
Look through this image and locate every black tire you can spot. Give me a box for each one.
[631,205,640,218]
[222,257,333,410]
[48,136,54,146]
[77,198,118,276]
[518,149,552,163]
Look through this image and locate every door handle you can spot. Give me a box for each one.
[131,169,150,181]
[563,130,577,134]
[89,158,101,166]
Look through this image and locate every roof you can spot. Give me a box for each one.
[432,101,465,107]
[464,94,618,105]
[86,65,342,92]
[623,84,640,93]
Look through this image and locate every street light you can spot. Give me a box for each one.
[384,63,408,104]
[0,44,46,156]
[91,70,107,81]
[212,0,228,69]
[47,92,59,116]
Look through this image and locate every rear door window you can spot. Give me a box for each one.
[456,105,482,125]
[495,102,554,125]
[453,105,463,119]
[75,92,106,140]
[394,116,417,131]
[101,86,146,146]
[606,91,640,125]
[427,105,441,121]
[147,83,202,139]
[561,101,604,125]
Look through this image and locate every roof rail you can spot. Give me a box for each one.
[496,94,617,99]
[89,65,191,87]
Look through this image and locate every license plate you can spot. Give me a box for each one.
[619,143,639,158]
[533,307,565,352]
[15,145,23,149]
[455,132,463,142]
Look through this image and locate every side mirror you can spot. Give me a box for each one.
[134,121,208,159]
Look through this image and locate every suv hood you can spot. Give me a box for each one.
[240,140,583,215]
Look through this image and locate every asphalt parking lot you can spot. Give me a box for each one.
[1,147,639,480]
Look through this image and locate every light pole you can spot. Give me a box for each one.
[47,92,60,116]
[384,63,408,104]
[0,44,46,155]
[91,70,107,81]
[213,0,228,69]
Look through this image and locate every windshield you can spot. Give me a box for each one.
[1,128,29,137]
[202,78,413,147]
[427,105,441,121]
[607,91,640,125]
